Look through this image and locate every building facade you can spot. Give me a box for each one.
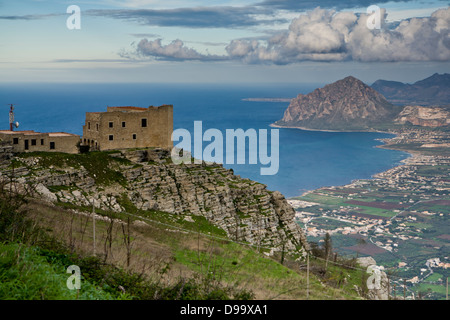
[0,130,80,154]
[82,105,173,151]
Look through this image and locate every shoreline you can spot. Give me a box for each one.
[294,143,417,198]
[269,123,393,134]
[277,127,417,198]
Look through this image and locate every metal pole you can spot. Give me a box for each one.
[306,253,310,299]
[92,201,96,256]
[404,279,406,300]
[9,104,14,131]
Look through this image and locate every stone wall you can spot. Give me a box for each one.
[82,105,173,151]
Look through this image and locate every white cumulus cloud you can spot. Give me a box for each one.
[135,38,225,61]
[225,7,450,64]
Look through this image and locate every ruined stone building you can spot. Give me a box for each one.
[0,130,80,154]
[82,105,173,151]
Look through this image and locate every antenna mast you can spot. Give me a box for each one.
[9,104,14,131]
[8,104,19,131]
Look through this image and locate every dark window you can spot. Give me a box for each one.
[141,118,147,127]
[50,142,55,150]
[31,139,36,146]
[88,122,91,130]
[132,134,136,140]
[13,138,18,144]
[24,140,29,150]
[109,135,114,141]
[122,121,126,128]
[109,122,114,128]
[96,123,99,131]
[41,139,44,145]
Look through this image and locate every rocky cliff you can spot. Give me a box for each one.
[394,105,450,127]
[274,76,402,131]
[0,149,308,256]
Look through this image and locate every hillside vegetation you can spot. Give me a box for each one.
[0,151,369,300]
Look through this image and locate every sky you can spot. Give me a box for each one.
[0,0,449,84]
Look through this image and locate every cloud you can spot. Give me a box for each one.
[129,33,160,38]
[51,59,132,63]
[256,0,430,11]
[132,38,227,61]
[0,13,62,20]
[225,7,450,64]
[87,6,287,28]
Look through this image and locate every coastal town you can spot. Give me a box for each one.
[289,127,450,299]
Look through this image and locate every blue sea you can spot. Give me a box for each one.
[0,82,409,197]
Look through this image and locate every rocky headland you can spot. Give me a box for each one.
[274,76,403,131]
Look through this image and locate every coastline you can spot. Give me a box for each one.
[269,123,392,134]
[277,126,416,198]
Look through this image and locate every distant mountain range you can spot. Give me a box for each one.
[371,73,450,107]
[274,73,449,131]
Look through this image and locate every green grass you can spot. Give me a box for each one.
[300,193,397,218]
[57,194,229,240]
[174,242,297,282]
[425,272,444,282]
[18,151,130,187]
[300,193,347,206]
[0,242,123,300]
[348,206,396,218]
[312,217,355,230]
[383,143,450,156]
[416,165,450,177]
[173,240,365,300]
[415,283,448,299]
[405,222,433,229]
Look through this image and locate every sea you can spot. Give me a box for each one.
[0,82,409,198]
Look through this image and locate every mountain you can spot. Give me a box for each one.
[371,73,450,106]
[274,76,402,131]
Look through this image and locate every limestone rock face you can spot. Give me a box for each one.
[357,257,390,300]
[394,105,450,127]
[2,149,308,256]
[34,183,58,202]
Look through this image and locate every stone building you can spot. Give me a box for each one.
[82,105,173,151]
[0,130,80,154]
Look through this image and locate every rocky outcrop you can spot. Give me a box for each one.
[394,105,450,127]
[0,142,13,163]
[0,149,308,256]
[274,76,401,131]
[357,256,389,300]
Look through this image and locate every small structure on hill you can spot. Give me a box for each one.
[82,105,173,151]
[0,130,80,154]
[0,105,80,154]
